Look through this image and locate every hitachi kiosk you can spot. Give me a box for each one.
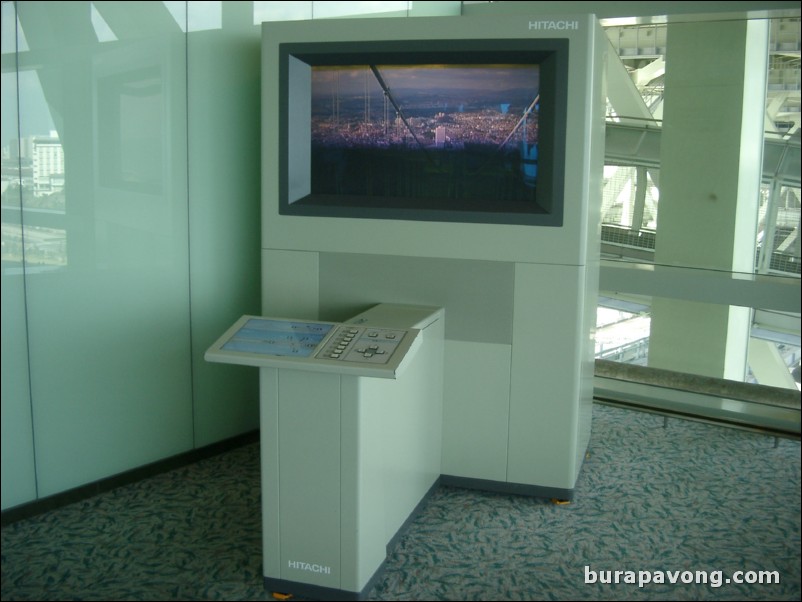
[209,10,605,601]
[207,304,445,599]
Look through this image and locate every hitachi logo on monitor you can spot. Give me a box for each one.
[288,560,332,574]
[529,20,579,31]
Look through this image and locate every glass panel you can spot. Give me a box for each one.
[601,165,659,257]
[15,0,193,497]
[254,1,313,23]
[596,296,650,364]
[253,1,415,23]
[598,292,800,391]
[602,17,801,278]
[312,1,410,19]
[1,1,37,510]
[187,0,260,445]
[757,183,801,276]
[598,16,800,431]
[91,3,117,42]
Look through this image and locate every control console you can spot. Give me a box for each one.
[205,315,419,378]
[315,325,408,364]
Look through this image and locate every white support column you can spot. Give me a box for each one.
[649,19,769,381]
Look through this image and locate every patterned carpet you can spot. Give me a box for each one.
[2,404,800,601]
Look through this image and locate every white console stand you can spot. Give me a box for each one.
[206,304,444,600]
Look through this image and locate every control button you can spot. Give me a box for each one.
[363,352,374,358]
[385,334,396,339]
[368,332,378,338]
[330,353,341,358]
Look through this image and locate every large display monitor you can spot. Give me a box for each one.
[279,38,569,226]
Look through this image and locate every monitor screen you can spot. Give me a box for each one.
[278,39,568,226]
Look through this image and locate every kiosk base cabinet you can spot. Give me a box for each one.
[257,305,444,599]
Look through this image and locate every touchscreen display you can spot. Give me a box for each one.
[221,319,333,357]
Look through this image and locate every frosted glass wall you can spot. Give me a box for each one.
[1,0,465,514]
[186,1,262,445]
[1,1,261,510]
[1,1,37,509]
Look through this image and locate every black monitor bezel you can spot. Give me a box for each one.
[277,38,569,227]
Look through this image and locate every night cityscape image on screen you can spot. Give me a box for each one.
[310,63,541,205]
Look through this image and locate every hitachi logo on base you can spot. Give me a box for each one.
[529,20,579,31]
[288,560,332,575]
